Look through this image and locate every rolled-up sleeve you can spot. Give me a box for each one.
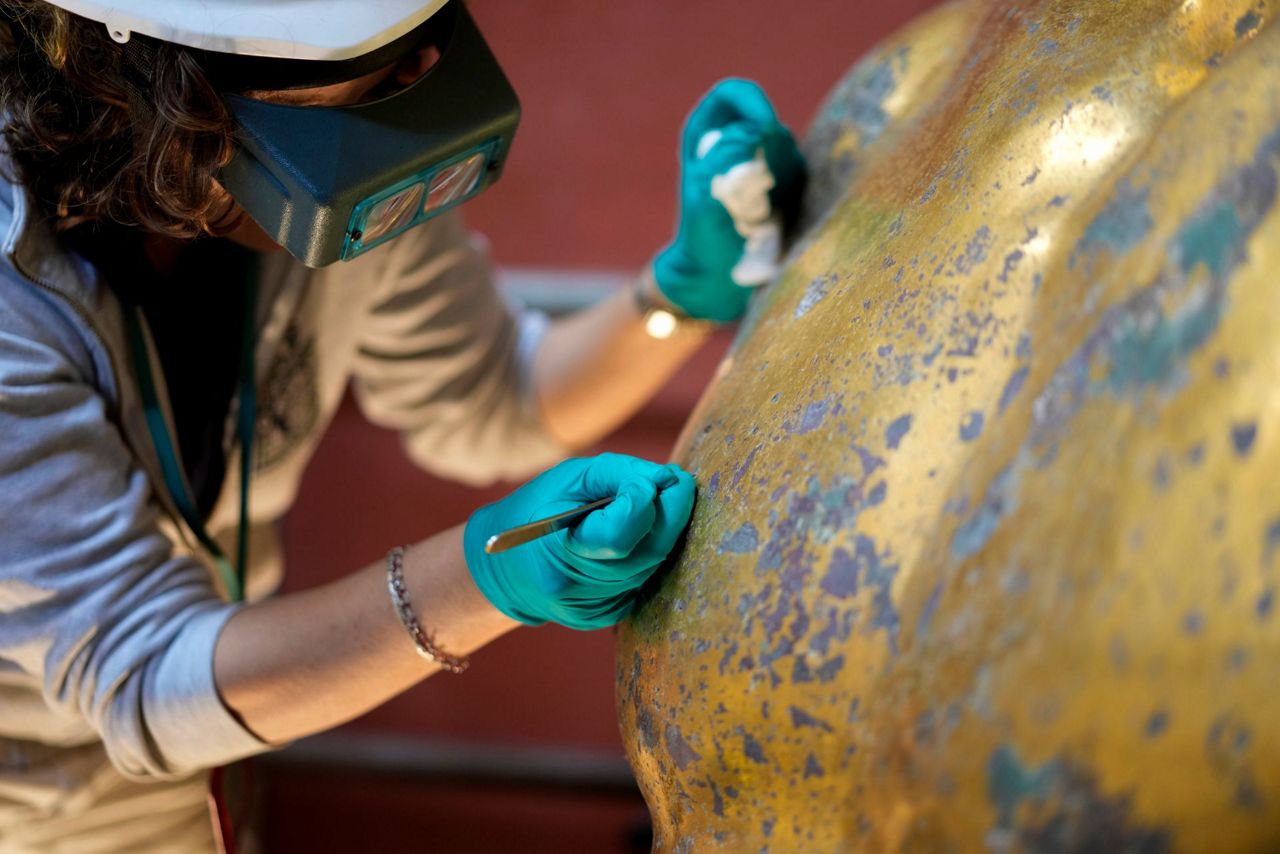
[0,317,268,781]
[351,213,566,485]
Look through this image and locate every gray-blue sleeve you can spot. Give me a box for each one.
[0,290,268,781]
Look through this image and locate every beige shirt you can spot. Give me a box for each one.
[0,193,563,851]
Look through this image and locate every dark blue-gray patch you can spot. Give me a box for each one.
[1208,714,1253,755]
[1146,710,1170,739]
[758,474,876,576]
[998,248,1026,284]
[1204,714,1262,811]
[844,51,903,142]
[1236,10,1261,39]
[807,606,854,657]
[815,655,846,681]
[1258,588,1275,620]
[637,708,658,749]
[795,399,830,434]
[719,523,760,554]
[741,730,768,764]
[760,552,814,644]
[987,744,1061,827]
[1266,518,1280,567]
[987,745,1172,850]
[819,551,858,599]
[1152,455,1172,491]
[915,708,938,745]
[953,466,1020,560]
[954,225,994,275]
[1074,180,1154,262]
[836,534,900,651]
[790,706,835,732]
[1186,442,1206,466]
[999,366,1030,414]
[1183,610,1205,635]
[885,414,913,450]
[709,779,725,817]
[794,653,847,684]
[795,273,836,319]
[1016,333,1034,361]
[1226,646,1250,672]
[717,640,739,676]
[731,445,761,489]
[960,411,985,442]
[1231,422,1258,457]
[665,723,702,771]
[916,583,943,640]
[804,753,826,779]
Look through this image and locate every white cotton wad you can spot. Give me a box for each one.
[699,131,783,288]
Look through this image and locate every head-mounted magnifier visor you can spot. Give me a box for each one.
[202,1,518,268]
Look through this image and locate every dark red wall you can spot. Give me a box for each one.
[273,1,941,847]
[462,0,943,270]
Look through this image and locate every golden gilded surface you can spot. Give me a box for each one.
[617,1,1280,850]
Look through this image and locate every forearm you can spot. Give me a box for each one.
[534,271,712,449]
[212,525,518,745]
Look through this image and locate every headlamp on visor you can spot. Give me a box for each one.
[53,0,519,268]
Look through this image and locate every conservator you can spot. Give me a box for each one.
[0,0,804,850]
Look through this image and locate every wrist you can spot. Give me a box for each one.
[650,244,753,324]
[387,546,471,673]
[461,510,545,626]
[634,264,715,340]
[401,527,524,646]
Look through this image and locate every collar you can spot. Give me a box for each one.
[0,167,99,309]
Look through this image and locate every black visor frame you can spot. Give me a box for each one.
[214,1,521,267]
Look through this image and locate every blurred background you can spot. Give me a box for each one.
[263,1,941,849]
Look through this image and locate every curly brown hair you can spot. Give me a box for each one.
[0,1,238,236]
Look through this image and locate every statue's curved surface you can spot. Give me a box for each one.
[617,0,1280,850]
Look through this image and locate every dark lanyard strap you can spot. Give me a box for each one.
[123,267,258,603]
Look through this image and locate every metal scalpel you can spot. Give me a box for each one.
[484,497,614,554]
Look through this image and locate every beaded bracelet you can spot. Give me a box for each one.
[386,547,470,674]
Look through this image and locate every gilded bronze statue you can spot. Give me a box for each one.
[618,0,1280,849]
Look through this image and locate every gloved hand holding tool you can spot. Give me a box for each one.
[652,78,807,323]
[464,454,696,630]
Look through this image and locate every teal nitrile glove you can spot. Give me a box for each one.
[652,78,807,323]
[463,454,696,630]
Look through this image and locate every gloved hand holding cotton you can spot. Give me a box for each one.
[653,78,807,323]
[463,454,696,630]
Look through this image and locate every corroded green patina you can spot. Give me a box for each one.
[617,1,1280,850]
